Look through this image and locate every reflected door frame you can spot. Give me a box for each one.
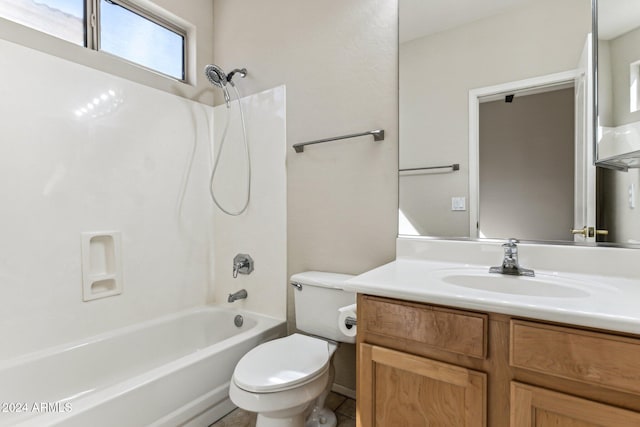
[574,34,596,242]
[468,70,580,238]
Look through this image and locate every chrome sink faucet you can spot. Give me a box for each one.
[489,238,535,277]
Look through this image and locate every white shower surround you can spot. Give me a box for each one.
[211,85,288,320]
[0,38,213,359]
[0,36,287,359]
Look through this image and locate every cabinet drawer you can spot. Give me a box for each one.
[360,295,487,358]
[510,320,640,394]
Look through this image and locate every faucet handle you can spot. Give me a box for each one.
[232,254,254,278]
[502,239,519,258]
[503,238,519,247]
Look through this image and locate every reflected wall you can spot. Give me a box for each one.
[399,0,591,237]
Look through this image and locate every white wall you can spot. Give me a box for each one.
[399,0,591,237]
[210,86,287,320]
[600,166,640,243]
[212,0,399,393]
[0,38,214,359]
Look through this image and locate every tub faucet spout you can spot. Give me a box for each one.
[228,289,248,303]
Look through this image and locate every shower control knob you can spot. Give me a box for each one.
[233,254,254,278]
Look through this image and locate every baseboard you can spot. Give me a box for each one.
[331,383,356,400]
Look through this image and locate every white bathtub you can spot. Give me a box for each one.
[0,306,285,427]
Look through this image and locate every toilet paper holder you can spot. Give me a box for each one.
[344,316,357,329]
[338,303,357,338]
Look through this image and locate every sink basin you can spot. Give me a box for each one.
[432,269,591,298]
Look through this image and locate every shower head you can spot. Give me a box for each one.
[204,64,228,88]
[205,64,231,107]
[204,65,248,87]
[204,64,248,107]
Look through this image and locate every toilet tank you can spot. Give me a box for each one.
[290,271,356,343]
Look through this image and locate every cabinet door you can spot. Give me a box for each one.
[358,343,486,427]
[510,382,640,426]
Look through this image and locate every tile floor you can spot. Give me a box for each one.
[210,392,356,427]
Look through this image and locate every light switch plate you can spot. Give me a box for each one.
[452,197,466,211]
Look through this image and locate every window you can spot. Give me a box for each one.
[0,0,186,81]
[99,0,185,80]
[0,0,85,46]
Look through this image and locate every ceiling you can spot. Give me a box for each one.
[400,0,535,44]
[400,0,640,44]
[598,0,640,40]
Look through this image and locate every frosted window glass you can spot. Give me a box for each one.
[0,0,84,46]
[99,0,184,80]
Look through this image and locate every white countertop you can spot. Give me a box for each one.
[344,258,640,335]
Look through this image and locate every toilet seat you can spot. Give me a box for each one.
[233,334,334,393]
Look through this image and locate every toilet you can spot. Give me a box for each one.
[229,271,356,427]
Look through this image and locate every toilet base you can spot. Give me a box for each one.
[256,412,306,427]
[253,406,336,427]
[305,361,337,427]
[305,407,337,427]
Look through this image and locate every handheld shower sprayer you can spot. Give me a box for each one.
[204,64,230,107]
[204,64,247,107]
[203,64,251,216]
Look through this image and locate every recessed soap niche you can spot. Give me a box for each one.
[81,231,123,301]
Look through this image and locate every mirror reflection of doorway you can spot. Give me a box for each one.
[478,87,575,241]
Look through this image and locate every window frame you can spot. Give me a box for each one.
[89,0,188,82]
[0,0,188,83]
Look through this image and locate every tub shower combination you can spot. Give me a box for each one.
[0,307,285,427]
[0,58,278,426]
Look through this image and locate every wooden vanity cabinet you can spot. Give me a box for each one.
[509,320,640,426]
[510,382,640,426]
[356,294,640,427]
[358,343,486,426]
[356,295,491,427]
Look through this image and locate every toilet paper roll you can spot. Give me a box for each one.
[338,304,357,339]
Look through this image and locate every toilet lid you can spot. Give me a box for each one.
[233,334,332,393]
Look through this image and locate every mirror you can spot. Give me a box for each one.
[398,0,640,245]
[595,0,640,243]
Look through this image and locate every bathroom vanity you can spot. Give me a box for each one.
[356,294,640,426]
[383,0,640,423]
[346,241,640,427]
